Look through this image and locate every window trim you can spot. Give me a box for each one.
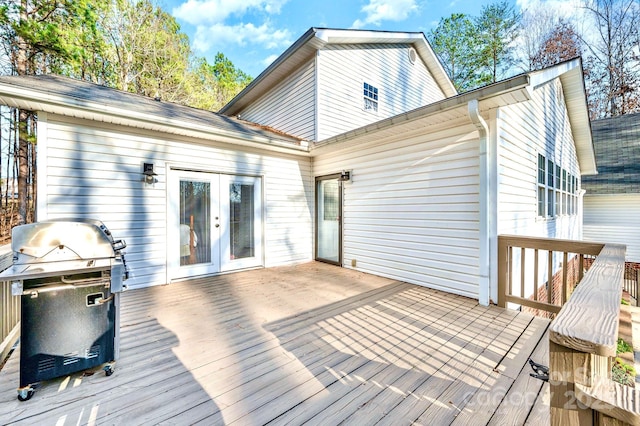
[537,153,578,219]
[363,82,379,113]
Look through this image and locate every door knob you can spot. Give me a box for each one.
[215,224,220,228]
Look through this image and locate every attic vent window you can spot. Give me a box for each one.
[408,48,417,64]
[363,82,378,112]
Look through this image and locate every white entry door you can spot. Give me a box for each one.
[316,175,341,264]
[168,170,262,280]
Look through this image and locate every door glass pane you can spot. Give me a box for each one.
[229,183,255,260]
[317,178,340,262]
[180,180,211,266]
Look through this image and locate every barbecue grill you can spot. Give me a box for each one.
[0,219,128,401]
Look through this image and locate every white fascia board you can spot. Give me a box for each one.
[315,29,457,98]
[0,84,310,156]
[315,29,425,43]
[527,58,597,175]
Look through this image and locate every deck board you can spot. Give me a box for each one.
[0,262,550,425]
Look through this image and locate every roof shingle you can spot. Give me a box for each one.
[582,112,640,194]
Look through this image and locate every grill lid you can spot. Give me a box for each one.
[11,220,116,263]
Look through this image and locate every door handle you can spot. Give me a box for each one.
[215,224,220,228]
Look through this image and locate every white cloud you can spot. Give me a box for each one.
[351,0,419,28]
[172,0,288,26]
[262,54,280,67]
[516,0,581,19]
[192,22,292,52]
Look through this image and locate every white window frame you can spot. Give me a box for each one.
[537,154,579,219]
[363,82,379,112]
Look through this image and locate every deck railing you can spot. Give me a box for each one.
[0,244,18,365]
[497,235,605,316]
[497,237,639,423]
[547,243,640,425]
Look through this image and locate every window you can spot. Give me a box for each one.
[537,155,545,217]
[537,154,579,218]
[554,164,561,216]
[547,159,554,216]
[363,82,378,112]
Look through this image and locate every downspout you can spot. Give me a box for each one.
[468,100,490,306]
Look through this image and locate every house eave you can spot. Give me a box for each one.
[0,83,311,156]
[311,74,531,155]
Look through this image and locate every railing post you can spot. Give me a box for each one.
[549,244,632,425]
[497,236,507,308]
[549,340,600,425]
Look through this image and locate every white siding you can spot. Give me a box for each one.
[313,123,481,299]
[317,44,447,141]
[39,114,313,289]
[495,79,583,304]
[584,194,640,262]
[238,58,316,141]
[497,78,581,240]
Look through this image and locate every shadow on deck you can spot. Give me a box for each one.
[0,262,549,425]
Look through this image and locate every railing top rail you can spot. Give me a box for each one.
[549,243,626,357]
[499,234,605,256]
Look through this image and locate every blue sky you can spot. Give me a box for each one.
[159,0,575,78]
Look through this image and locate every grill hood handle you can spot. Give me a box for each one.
[112,239,126,251]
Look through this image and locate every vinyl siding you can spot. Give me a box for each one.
[583,194,640,262]
[497,78,581,240]
[38,114,313,289]
[496,79,582,303]
[237,58,316,141]
[313,123,481,299]
[317,44,446,141]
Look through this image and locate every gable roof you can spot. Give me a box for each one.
[219,27,457,116]
[582,112,640,194]
[0,74,307,155]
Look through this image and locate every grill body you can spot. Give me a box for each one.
[0,219,128,400]
[19,278,116,386]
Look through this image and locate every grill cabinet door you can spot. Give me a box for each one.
[19,281,115,387]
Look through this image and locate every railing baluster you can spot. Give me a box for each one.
[520,247,526,299]
[562,251,568,304]
[579,254,584,282]
[497,235,606,316]
[533,249,539,301]
[548,250,553,305]
[508,245,513,297]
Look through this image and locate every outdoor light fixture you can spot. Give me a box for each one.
[339,170,351,182]
[143,163,157,184]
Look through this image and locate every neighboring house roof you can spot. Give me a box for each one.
[0,74,307,155]
[219,27,458,116]
[313,58,597,176]
[582,112,640,194]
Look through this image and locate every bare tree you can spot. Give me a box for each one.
[531,20,582,70]
[517,4,562,71]
[581,0,640,117]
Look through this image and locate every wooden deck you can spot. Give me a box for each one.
[0,262,550,425]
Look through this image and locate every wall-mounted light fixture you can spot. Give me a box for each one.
[143,163,157,184]
[338,170,351,182]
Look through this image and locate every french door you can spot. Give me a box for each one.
[168,169,262,280]
[316,175,342,265]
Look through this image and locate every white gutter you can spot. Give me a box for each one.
[468,99,491,306]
